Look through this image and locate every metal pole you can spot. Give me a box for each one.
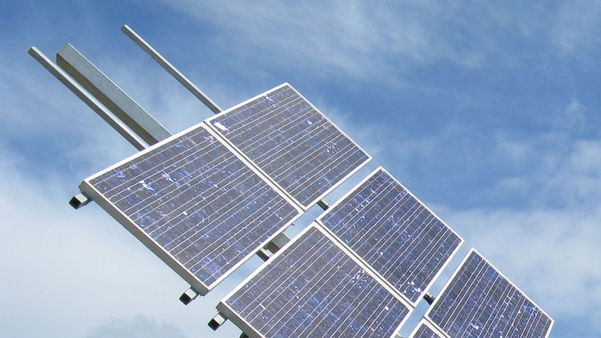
[121,24,223,114]
[56,44,172,146]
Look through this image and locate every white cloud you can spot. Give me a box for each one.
[153,0,507,83]
[552,98,586,134]
[7,1,601,336]
[326,88,601,335]
[86,316,186,338]
[155,1,601,84]
[0,48,242,337]
[306,79,601,332]
[444,205,601,330]
[551,1,601,56]
[0,141,245,338]
[421,132,601,335]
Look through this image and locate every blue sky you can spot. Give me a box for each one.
[2,1,601,337]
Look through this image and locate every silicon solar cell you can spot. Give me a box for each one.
[206,83,371,209]
[426,250,554,338]
[80,124,301,295]
[408,321,444,338]
[317,167,462,305]
[217,225,412,338]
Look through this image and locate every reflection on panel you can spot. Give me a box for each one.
[218,225,412,338]
[207,83,370,209]
[81,124,301,294]
[318,167,462,304]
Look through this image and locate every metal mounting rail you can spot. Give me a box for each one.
[28,47,147,151]
[56,44,171,146]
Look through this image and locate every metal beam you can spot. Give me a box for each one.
[121,24,222,114]
[56,44,171,145]
[28,47,147,151]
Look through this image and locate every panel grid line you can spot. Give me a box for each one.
[135,152,263,233]
[94,133,292,281]
[234,229,336,319]
[265,241,362,336]
[339,183,426,282]
[207,83,370,208]
[427,250,553,338]
[90,127,210,196]
[82,125,300,292]
[318,168,462,303]
[221,226,411,338]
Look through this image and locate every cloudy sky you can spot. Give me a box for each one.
[2,1,601,337]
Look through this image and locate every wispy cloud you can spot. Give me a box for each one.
[444,204,601,331]
[5,1,601,337]
[154,1,497,81]
[0,33,237,338]
[551,1,601,57]
[154,1,597,87]
[421,128,601,335]
[326,87,601,335]
[0,139,247,337]
[86,316,186,338]
[553,98,586,134]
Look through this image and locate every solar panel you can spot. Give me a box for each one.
[317,167,463,305]
[80,124,302,295]
[425,249,554,338]
[217,224,413,338]
[206,83,371,209]
[408,320,445,338]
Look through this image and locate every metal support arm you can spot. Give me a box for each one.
[121,24,222,114]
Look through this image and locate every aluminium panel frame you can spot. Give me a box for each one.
[205,83,372,211]
[216,223,414,338]
[79,123,303,295]
[407,319,447,338]
[316,166,464,307]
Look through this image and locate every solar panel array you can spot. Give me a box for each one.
[218,225,412,338]
[318,168,462,304]
[207,83,371,209]
[71,79,553,337]
[80,124,301,295]
[426,250,554,338]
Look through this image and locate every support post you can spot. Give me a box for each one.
[317,200,329,210]
[121,24,222,114]
[56,44,171,146]
[69,193,91,209]
[208,313,227,331]
[264,232,291,255]
[179,287,199,305]
[28,47,147,151]
[424,292,435,305]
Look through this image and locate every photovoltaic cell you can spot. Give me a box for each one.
[80,124,301,295]
[317,167,462,304]
[206,83,370,209]
[218,225,412,338]
[408,321,445,338]
[426,250,554,338]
